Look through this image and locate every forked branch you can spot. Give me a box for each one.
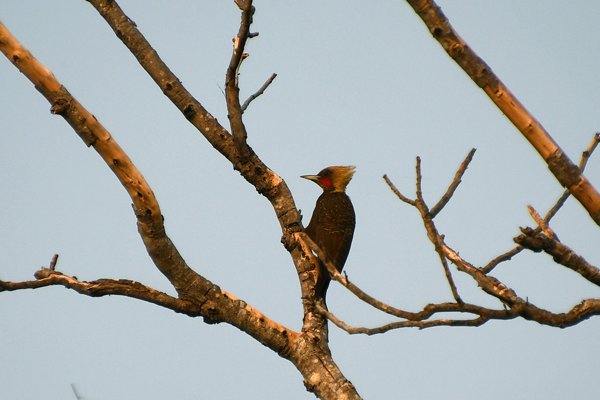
[0,20,199,298]
[515,227,600,286]
[319,145,600,333]
[0,19,298,361]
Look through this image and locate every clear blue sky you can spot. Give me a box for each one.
[1,1,599,399]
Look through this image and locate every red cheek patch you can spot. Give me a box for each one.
[320,177,333,188]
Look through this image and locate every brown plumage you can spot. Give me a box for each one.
[301,166,356,302]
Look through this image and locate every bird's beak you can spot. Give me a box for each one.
[301,174,320,183]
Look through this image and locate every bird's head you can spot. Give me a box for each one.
[301,165,356,193]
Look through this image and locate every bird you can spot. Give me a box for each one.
[301,165,356,303]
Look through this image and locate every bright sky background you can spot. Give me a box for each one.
[2,1,599,399]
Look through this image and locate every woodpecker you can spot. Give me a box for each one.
[301,165,356,302]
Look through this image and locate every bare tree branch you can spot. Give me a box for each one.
[515,228,600,286]
[316,303,496,334]
[0,20,197,296]
[481,245,523,274]
[430,148,476,217]
[320,278,600,332]
[87,1,234,158]
[485,134,600,274]
[0,269,201,315]
[405,0,600,225]
[414,157,462,303]
[49,254,59,270]
[241,72,278,112]
[226,0,255,150]
[580,132,600,170]
[443,244,600,327]
[383,174,415,205]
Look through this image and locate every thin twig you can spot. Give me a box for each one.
[544,191,572,225]
[481,245,523,273]
[430,148,476,217]
[580,132,600,170]
[301,233,462,323]
[545,132,600,223]
[49,254,59,271]
[70,383,83,400]
[241,72,277,112]
[528,205,557,240]
[383,174,415,205]
[432,237,462,304]
[316,303,495,334]
[415,156,424,203]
